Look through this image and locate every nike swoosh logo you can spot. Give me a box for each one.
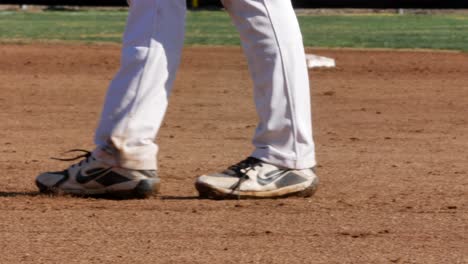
[257,170,290,186]
[76,167,113,184]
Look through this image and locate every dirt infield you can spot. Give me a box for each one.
[0,44,466,263]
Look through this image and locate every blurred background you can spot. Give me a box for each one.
[0,0,468,8]
[0,0,467,51]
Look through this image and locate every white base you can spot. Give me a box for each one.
[306,54,336,69]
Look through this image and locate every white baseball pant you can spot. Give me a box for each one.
[94,0,316,170]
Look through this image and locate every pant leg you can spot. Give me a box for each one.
[222,0,316,169]
[94,0,186,170]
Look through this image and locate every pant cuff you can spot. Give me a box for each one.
[251,148,316,170]
[92,147,157,170]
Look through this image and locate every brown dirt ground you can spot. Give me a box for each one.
[0,44,467,264]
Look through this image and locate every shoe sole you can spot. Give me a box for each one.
[36,179,160,199]
[195,177,319,200]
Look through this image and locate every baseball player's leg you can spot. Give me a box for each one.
[94,0,186,170]
[35,0,186,198]
[196,0,318,199]
[224,0,315,169]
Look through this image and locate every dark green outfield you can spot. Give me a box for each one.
[0,10,467,51]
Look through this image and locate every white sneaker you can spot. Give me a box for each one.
[35,150,159,199]
[195,157,318,199]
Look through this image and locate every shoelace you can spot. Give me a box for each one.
[228,157,263,198]
[51,149,92,168]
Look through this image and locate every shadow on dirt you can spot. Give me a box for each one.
[0,191,41,197]
[159,196,201,200]
[0,191,204,200]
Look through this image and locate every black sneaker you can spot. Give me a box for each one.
[195,157,318,199]
[35,150,159,199]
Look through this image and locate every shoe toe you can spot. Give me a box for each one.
[35,172,66,192]
[196,174,237,189]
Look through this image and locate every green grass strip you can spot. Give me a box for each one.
[0,10,467,51]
